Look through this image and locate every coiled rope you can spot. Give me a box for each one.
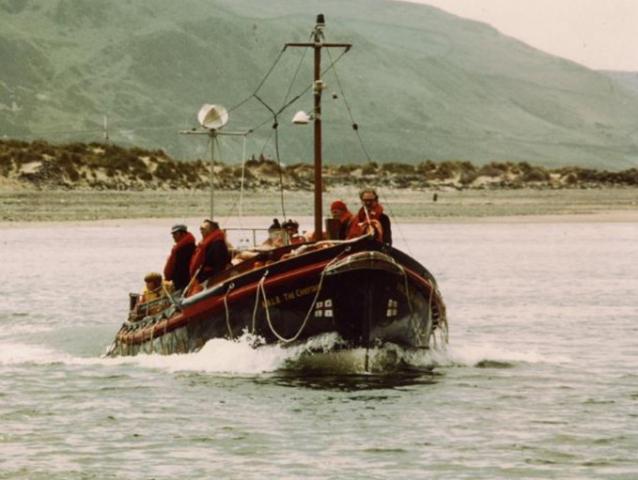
[252,251,349,344]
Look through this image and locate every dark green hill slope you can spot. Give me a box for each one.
[2,0,638,169]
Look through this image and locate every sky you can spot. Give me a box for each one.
[402,0,638,71]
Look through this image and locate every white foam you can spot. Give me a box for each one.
[93,333,436,374]
[440,343,572,367]
[0,323,53,339]
[0,342,71,365]
[0,335,570,373]
[130,336,292,374]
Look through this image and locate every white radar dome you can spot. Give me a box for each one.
[197,104,229,130]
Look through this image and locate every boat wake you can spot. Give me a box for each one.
[441,343,572,368]
[0,333,570,374]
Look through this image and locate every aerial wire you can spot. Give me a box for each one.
[324,48,411,254]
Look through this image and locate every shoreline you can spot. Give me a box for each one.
[1,187,636,226]
[2,210,637,230]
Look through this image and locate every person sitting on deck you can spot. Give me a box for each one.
[347,188,393,245]
[163,224,196,291]
[261,218,286,249]
[282,219,305,245]
[189,219,231,285]
[330,200,354,240]
[230,219,285,266]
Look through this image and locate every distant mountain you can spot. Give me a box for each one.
[2,0,638,169]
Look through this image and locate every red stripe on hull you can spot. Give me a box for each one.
[118,259,329,345]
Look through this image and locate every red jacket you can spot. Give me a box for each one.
[336,210,354,240]
[163,232,196,290]
[189,229,230,281]
[347,204,391,244]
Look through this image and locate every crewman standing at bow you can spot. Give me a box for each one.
[163,224,196,291]
[347,188,393,245]
[189,219,231,285]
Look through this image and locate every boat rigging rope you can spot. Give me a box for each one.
[228,46,287,113]
[427,279,435,348]
[322,48,413,257]
[215,132,252,228]
[250,272,265,334]
[254,251,348,344]
[253,95,287,221]
[161,282,182,312]
[427,280,448,347]
[148,323,154,354]
[325,47,372,163]
[247,48,350,134]
[396,262,413,314]
[376,186,414,257]
[223,282,235,339]
[274,126,286,221]
[237,137,248,226]
[230,45,352,220]
[282,44,309,109]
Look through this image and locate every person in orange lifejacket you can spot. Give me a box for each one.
[139,272,165,303]
[163,224,196,291]
[347,188,393,245]
[189,219,231,284]
[282,219,305,245]
[330,200,354,240]
[135,272,174,316]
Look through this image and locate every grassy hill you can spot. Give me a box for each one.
[2,0,638,169]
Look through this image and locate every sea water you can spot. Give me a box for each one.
[0,221,637,479]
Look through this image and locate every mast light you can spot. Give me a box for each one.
[292,110,312,125]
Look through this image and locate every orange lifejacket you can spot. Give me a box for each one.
[163,231,196,282]
[347,205,384,242]
[290,234,306,245]
[336,211,354,240]
[189,229,226,278]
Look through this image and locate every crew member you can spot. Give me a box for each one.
[282,219,305,245]
[140,272,165,303]
[347,188,392,245]
[261,218,286,249]
[163,224,196,291]
[330,200,354,240]
[136,272,173,316]
[189,219,231,284]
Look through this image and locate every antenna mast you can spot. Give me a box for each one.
[286,14,351,240]
[180,104,249,220]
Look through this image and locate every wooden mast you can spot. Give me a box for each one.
[286,14,351,240]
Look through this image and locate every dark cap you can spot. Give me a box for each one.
[282,219,299,230]
[268,218,282,232]
[171,224,187,234]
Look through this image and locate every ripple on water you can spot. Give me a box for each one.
[474,359,515,368]
[2,221,638,479]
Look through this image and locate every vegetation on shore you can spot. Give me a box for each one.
[1,139,638,192]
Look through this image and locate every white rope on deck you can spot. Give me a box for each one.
[254,252,347,344]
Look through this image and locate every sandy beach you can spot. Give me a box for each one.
[1,187,637,226]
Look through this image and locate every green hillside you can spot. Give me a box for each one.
[2,0,638,169]
[602,71,638,96]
